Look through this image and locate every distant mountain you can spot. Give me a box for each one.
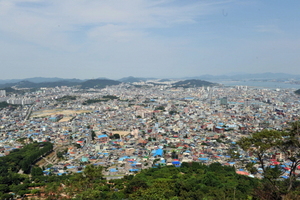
[17,80,81,88]
[118,76,156,83]
[1,73,299,89]
[0,77,84,85]
[0,87,35,95]
[172,79,217,88]
[24,77,83,83]
[185,74,228,80]
[0,79,24,85]
[95,77,109,80]
[80,79,121,89]
[118,76,143,83]
[1,87,22,94]
[159,79,172,82]
[295,89,300,95]
[0,79,121,89]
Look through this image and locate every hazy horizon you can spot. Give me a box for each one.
[1,72,300,82]
[1,1,300,79]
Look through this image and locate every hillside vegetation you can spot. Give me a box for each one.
[42,162,258,200]
[0,79,121,89]
[173,79,217,88]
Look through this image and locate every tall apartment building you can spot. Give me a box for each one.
[0,90,6,97]
[7,98,34,105]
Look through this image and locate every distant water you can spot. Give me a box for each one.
[213,80,300,90]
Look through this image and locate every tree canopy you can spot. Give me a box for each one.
[237,122,300,199]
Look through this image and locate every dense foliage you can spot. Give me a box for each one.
[0,142,55,198]
[172,79,216,88]
[102,95,119,100]
[0,142,53,175]
[238,122,300,199]
[125,162,257,200]
[56,95,77,101]
[82,99,109,105]
[0,79,121,89]
[0,87,18,93]
[44,162,258,200]
[0,81,79,89]
[80,79,121,89]
[82,95,119,105]
[0,101,19,109]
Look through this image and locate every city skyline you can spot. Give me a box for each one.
[1,0,300,79]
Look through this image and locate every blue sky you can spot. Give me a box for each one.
[0,0,300,79]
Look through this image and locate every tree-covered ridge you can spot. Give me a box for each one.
[0,142,54,199]
[43,162,258,200]
[173,79,217,88]
[295,89,300,95]
[125,162,258,200]
[0,79,121,89]
[80,79,121,89]
[0,142,53,175]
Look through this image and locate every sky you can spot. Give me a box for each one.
[1,0,300,80]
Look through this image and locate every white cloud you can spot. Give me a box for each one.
[0,0,227,50]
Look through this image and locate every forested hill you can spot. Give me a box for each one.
[0,79,121,89]
[118,76,151,83]
[39,162,259,199]
[0,142,54,199]
[172,79,217,88]
[0,77,217,89]
[295,89,300,95]
[80,79,121,89]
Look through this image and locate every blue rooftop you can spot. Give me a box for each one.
[129,169,139,172]
[198,158,209,161]
[110,168,118,172]
[98,134,108,138]
[152,149,163,157]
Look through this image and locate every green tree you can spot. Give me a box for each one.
[278,121,300,192]
[91,130,96,140]
[56,151,64,159]
[44,182,60,199]
[171,151,178,159]
[125,178,148,194]
[113,134,120,139]
[62,165,104,198]
[0,184,9,193]
[155,106,165,111]
[237,128,300,199]
[1,193,13,199]
[31,167,43,177]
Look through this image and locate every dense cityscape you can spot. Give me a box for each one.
[0,79,300,198]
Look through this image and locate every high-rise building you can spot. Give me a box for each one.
[0,90,6,97]
[220,97,228,105]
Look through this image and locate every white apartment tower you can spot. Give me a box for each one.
[0,90,6,97]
